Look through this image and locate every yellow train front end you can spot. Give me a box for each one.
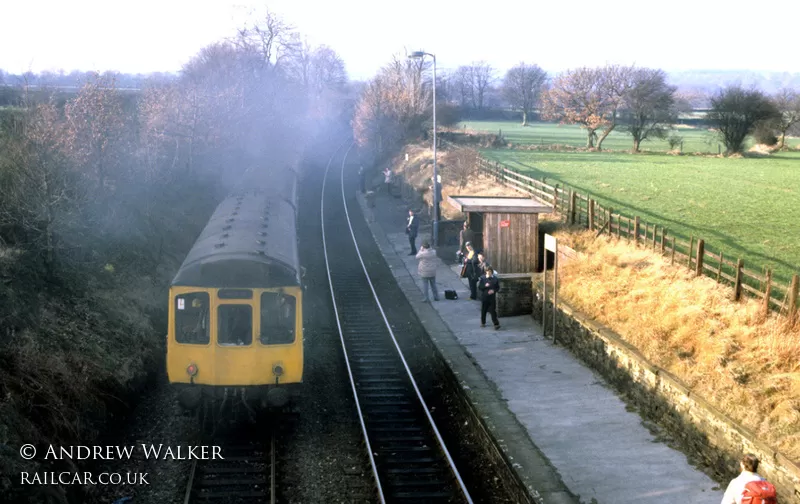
[167,286,303,412]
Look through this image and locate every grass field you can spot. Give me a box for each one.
[471,133,800,288]
[459,120,800,153]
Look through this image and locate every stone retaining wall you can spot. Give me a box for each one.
[531,288,800,502]
[497,275,533,317]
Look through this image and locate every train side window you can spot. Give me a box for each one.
[218,305,253,346]
[260,292,295,345]
[175,292,210,344]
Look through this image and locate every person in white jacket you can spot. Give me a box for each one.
[720,454,771,504]
[415,241,439,302]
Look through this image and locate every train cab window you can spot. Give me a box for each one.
[260,292,295,345]
[175,292,210,344]
[217,305,253,346]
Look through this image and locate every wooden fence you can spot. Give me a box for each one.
[464,151,800,321]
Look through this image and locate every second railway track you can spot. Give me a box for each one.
[183,426,276,504]
[321,142,473,504]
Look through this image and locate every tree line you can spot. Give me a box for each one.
[353,59,800,156]
[1,9,349,286]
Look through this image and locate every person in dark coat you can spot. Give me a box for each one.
[358,165,366,193]
[457,221,474,264]
[478,265,501,329]
[464,243,481,300]
[406,209,419,255]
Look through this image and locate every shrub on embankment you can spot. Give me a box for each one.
[0,170,221,501]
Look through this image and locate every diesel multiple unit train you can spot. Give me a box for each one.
[166,166,303,416]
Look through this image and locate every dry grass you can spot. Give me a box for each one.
[550,228,800,462]
[390,144,527,219]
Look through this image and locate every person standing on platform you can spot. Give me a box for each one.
[463,243,480,300]
[383,167,392,196]
[415,241,439,302]
[478,266,501,330]
[364,190,376,222]
[406,209,419,255]
[358,166,366,194]
[457,221,474,264]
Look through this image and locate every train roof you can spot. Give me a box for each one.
[170,188,300,288]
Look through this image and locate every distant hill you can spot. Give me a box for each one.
[666,70,800,96]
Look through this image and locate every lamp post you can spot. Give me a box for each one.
[408,50,438,245]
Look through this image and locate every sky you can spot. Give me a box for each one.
[3,0,800,82]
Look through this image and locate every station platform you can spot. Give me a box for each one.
[355,186,725,504]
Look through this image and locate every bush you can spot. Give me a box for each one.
[667,134,683,150]
[435,103,461,128]
[753,123,778,145]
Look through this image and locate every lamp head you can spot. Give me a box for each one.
[408,51,426,59]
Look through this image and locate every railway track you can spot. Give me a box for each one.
[321,142,473,504]
[183,430,275,504]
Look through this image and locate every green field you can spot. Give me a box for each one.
[459,120,800,153]
[465,122,800,288]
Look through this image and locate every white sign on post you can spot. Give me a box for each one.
[542,234,558,344]
[544,233,557,252]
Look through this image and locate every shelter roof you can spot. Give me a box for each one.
[446,195,552,214]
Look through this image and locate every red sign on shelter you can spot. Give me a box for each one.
[499,219,510,228]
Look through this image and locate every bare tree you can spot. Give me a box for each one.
[453,66,473,108]
[593,65,635,150]
[0,99,75,273]
[542,65,637,150]
[232,8,301,72]
[502,63,547,126]
[62,73,126,193]
[541,67,605,147]
[620,68,677,152]
[352,53,432,156]
[772,88,800,149]
[471,62,494,110]
[707,86,780,154]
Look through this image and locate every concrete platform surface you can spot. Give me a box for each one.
[354,185,724,504]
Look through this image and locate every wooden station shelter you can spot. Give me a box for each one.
[446,195,552,273]
[446,195,553,317]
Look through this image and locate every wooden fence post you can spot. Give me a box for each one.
[652,225,657,249]
[789,274,799,322]
[633,216,640,245]
[734,259,744,301]
[762,269,772,316]
[626,218,631,241]
[688,236,694,269]
[569,191,576,224]
[671,237,676,265]
[695,239,704,276]
[717,252,723,283]
[588,199,595,230]
[660,228,666,254]
[552,184,559,213]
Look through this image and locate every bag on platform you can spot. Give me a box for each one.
[444,289,458,300]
